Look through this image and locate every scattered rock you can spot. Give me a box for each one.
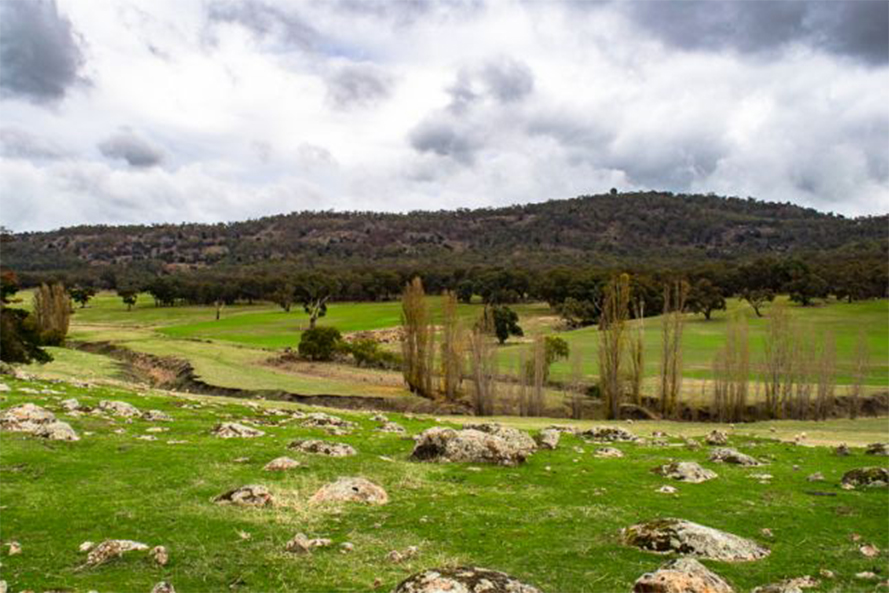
[213,485,274,506]
[387,545,419,563]
[33,420,79,441]
[761,528,773,538]
[860,544,880,557]
[150,545,169,566]
[412,427,533,466]
[865,443,888,456]
[302,412,357,431]
[370,413,388,422]
[340,542,354,553]
[684,438,701,450]
[309,477,388,505]
[841,467,889,489]
[284,533,332,554]
[263,456,301,471]
[463,423,537,457]
[535,428,561,450]
[1,403,56,432]
[145,426,168,433]
[98,400,141,418]
[806,472,824,482]
[752,576,819,593]
[212,422,265,439]
[595,447,624,458]
[709,447,763,466]
[60,398,83,411]
[289,439,356,457]
[579,426,637,442]
[79,541,94,552]
[705,430,728,446]
[657,485,678,495]
[142,410,173,422]
[818,569,834,580]
[856,572,878,580]
[633,557,734,593]
[835,444,851,456]
[653,461,717,484]
[622,518,770,561]
[6,541,21,555]
[377,421,406,434]
[136,435,158,441]
[151,582,176,593]
[393,567,541,593]
[85,539,150,567]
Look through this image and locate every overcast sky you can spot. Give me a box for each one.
[0,0,887,231]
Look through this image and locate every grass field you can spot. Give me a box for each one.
[1,375,887,592]
[42,292,888,402]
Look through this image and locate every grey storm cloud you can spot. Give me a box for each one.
[0,127,67,160]
[327,0,485,25]
[0,0,86,102]
[98,131,165,168]
[409,115,480,165]
[207,0,317,50]
[325,63,393,110]
[480,58,534,103]
[622,0,889,65]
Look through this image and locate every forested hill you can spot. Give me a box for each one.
[3,192,886,273]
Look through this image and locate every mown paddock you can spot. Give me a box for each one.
[0,373,887,592]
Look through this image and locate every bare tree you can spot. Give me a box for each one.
[815,330,836,420]
[712,314,749,423]
[762,303,795,419]
[401,278,435,398]
[569,345,585,419]
[791,324,815,419]
[627,299,645,405]
[33,283,71,345]
[468,325,497,416]
[439,291,465,401]
[659,280,688,418]
[528,336,546,417]
[849,329,869,419]
[598,274,631,420]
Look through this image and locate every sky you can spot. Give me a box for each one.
[0,0,887,232]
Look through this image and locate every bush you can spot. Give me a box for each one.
[298,326,342,361]
[343,338,400,369]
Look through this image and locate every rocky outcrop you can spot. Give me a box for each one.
[841,467,889,489]
[535,428,561,450]
[288,439,356,457]
[1,403,56,432]
[33,420,79,441]
[623,518,770,561]
[393,567,541,593]
[411,427,532,466]
[633,558,734,593]
[463,423,537,457]
[709,448,763,466]
[309,477,388,505]
[705,430,728,446]
[653,462,717,484]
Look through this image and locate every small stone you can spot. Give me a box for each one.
[212,422,264,438]
[387,546,419,563]
[866,442,889,456]
[819,569,834,579]
[85,539,149,567]
[213,485,274,506]
[657,485,678,494]
[860,544,880,558]
[393,567,541,593]
[377,421,406,434]
[263,456,301,471]
[150,545,169,566]
[151,582,175,593]
[709,447,763,466]
[595,447,624,458]
[310,477,388,505]
[653,461,717,484]
[705,430,728,446]
[857,572,878,580]
[752,575,819,593]
[289,439,356,457]
[142,410,173,422]
[284,533,332,554]
[340,542,354,553]
[535,428,561,450]
[761,528,773,538]
[835,444,851,456]
[806,472,824,482]
[98,400,141,418]
[79,541,94,552]
[633,557,733,593]
[6,541,21,555]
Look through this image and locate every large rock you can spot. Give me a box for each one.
[289,439,356,457]
[709,448,763,466]
[841,467,889,489]
[622,518,770,561]
[212,422,265,438]
[85,539,149,567]
[705,430,728,446]
[33,420,79,441]
[98,400,141,418]
[411,427,532,466]
[463,423,537,457]
[1,403,56,432]
[535,428,561,450]
[865,443,888,456]
[579,426,637,442]
[393,566,541,593]
[309,477,388,505]
[633,558,734,593]
[214,485,274,506]
[653,462,717,484]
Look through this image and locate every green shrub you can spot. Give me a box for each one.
[298,326,343,361]
[343,338,400,369]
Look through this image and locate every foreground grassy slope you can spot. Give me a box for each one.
[1,376,887,592]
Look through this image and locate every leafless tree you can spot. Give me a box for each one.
[628,299,645,405]
[815,330,836,420]
[468,325,497,416]
[33,283,71,345]
[659,280,688,418]
[598,274,631,419]
[569,345,585,419]
[401,277,435,398]
[439,291,465,401]
[849,329,869,419]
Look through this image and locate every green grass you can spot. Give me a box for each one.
[1,376,887,592]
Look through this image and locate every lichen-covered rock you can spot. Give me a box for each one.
[263,456,301,471]
[751,576,819,593]
[60,398,83,412]
[85,539,149,567]
[653,462,717,484]
[535,428,560,450]
[579,425,637,442]
[865,443,888,456]
[622,518,770,561]
[411,427,531,466]
[633,558,734,593]
[595,447,624,458]
[288,439,356,457]
[214,485,274,506]
[393,566,541,593]
[212,422,265,438]
[463,423,537,457]
[709,447,763,466]
[284,533,332,554]
[1,403,56,432]
[705,430,728,446]
[142,410,173,422]
[841,467,889,489]
[150,545,169,566]
[98,400,141,418]
[302,412,357,431]
[33,420,79,441]
[309,477,388,505]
